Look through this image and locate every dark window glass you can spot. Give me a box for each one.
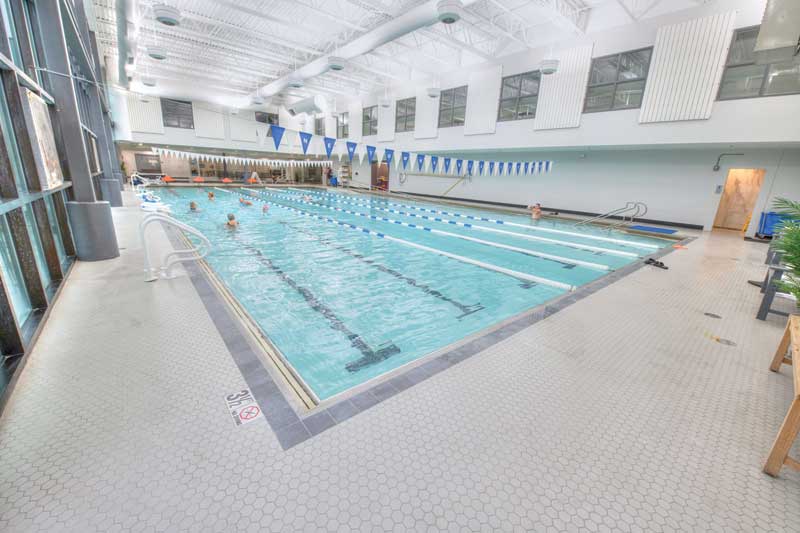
[498,71,541,122]
[337,112,349,138]
[362,105,377,136]
[438,86,468,128]
[161,98,194,129]
[718,26,800,100]
[314,116,324,136]
[585,48,652,112]
[395,97,415,132]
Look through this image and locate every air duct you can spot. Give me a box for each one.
[286,95,324,117]
[115,0,138,88]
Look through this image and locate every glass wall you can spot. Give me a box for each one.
[43,195,67,268]
[0,76,28,193]
[22,204,51,290]
[0,214,32,325]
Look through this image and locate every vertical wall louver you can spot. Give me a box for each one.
[126,95,164,134]
[464,64,502,135]
[639,11,736,123]
[534,44,594,131]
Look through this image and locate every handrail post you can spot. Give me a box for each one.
[139,213,212,282]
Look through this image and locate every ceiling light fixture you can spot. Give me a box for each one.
[141,76,157,87]
[437,0,463,24]
[147,46,167,60]
[540,59,559,75]
[153,4,181,27]
[327,56,347,71]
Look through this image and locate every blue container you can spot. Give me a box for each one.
[758,212,793,237]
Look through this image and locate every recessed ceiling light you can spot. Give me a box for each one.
[141,76,157,87]
[287,76,304,89]
[153,4,181,27]
[540,59,559,75]
[148,46,167,60]
[437,0,463,24]
[327,56,347,71]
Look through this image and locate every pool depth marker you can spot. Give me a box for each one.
[238,189,575,291]
[288,187,661,250]
[248,189,610,271]
[280,188,638,259]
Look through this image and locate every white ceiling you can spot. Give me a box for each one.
[92,0,710,109]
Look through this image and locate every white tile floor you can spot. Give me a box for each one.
[0,197,798,532]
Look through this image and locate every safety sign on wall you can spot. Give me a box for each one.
[225,389,264,427]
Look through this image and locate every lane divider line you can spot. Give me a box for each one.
[280,188,637,259]
[287,187,661,250]
[238,190,575,291]
[246,189,609,271]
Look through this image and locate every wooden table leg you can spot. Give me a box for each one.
[764,397,800,477]
[770,322,792,372]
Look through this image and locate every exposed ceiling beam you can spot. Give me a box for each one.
[614,0,637,22]
[209,0,321,35]
[275,0,370,32]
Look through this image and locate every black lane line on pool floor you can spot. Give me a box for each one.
[282,222,484,319]
[166,218,694,451]
[235,239,401,373]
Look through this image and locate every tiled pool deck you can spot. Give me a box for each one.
[0,192,798,532]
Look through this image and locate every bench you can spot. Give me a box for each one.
[764,315,800,476]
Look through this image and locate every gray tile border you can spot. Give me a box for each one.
[166,222,691,450]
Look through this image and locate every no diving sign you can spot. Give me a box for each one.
[225,389,264,427]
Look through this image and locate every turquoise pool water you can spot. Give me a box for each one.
[163,187,671,401]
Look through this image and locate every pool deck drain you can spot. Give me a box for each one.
[168,223,692,450]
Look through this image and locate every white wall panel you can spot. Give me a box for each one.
[126,94,164,134]
[464,64,502,135]
[639,11,736,123]
[230,111,258,143]
[413,88,438,139]
[348,103,363,141]
[377,101,395,142]
[534,45,594,131]
[193,105,225,139]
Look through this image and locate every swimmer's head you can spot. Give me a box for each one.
[227,213,235,221]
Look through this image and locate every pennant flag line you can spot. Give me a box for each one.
[298,131,312,154]
[323,137,336,158]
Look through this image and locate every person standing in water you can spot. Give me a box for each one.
[208,191,215,201]
[189,201,199,212]
[226,213,238,228]
[262,204,269,215]
[529,203,542,221]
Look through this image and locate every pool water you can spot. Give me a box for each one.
[163,187,671,401]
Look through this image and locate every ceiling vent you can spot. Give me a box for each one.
[153,4,181,27]
[141,76,157,87]
[327,56,347,71]
[287,75,304,89]
[147,46,167,60]
[437,0,463,24]
[426,87,441,98]
[540,59,559,75]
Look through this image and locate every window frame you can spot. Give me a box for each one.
[438,85,468,128]
[336,112,349,138]
[362,105,378,136]
[314,116,325,136]
[160,98,195,129]
[583,47,653,114]
[497,70,541,122]
[395,97,416,133]
[717,25,800,101]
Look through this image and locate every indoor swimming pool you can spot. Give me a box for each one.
[163,187,672,401]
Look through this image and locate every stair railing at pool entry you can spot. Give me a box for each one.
[575,202,648,229]
[139,213,212,282]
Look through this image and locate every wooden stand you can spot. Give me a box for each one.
[764,315,800,477]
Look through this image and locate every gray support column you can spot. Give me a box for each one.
[0,269,24,356]
[6,208,46,310]
[31,198,63,282]
[8,0,37,80]
[36,0,118,261]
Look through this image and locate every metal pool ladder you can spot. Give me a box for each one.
[139,213,212,282]
[575,201,648,229]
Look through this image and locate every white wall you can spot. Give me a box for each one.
[390,147,800,233]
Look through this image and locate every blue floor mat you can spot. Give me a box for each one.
[629,225,677,235]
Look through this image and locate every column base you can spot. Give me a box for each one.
[66,201,120,261]
[100,178,123,207]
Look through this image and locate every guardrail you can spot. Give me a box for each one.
[139,213,211,282]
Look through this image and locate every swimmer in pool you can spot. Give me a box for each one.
[302,195,312,202]
[226,213,238,228]
[529,203,542,221]
[189,201,199,212]
[208,191,215,201]
[262,204,269,215]
[239,197,253,206]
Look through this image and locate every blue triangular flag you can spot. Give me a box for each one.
[497,162,504,175]
[401,151,410,169]
[430,155,438,173]
[466,160,474,175]
[524,162,530,174]
[417,154,425,171]
[538,160,544,173]
[298,131,312,154]
[366,145,376,163]
[478,161,485,175]
[323,137,336,158]
[545,160,552,173]
[443,158,451,174]
[456,159,463,174]
[346,141,357,162]
[488,161,495,175]
[270,125,285,150]
[384,149,394,167]
[516,162,522,174]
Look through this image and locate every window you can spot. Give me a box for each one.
[438,86,468,128]
[395,97,416,132]
[362,105,378,136]
[0,214,32,324]
[0,76,27,194]
[585,48,652,112]
[22,204,51,290]
[255,111,279,137]
[161,98,194,129]
[314,116,325,136]
[718,26,800,100]
[498,71,541,121]
[0,0,23,67]
[43,195,67,268]
[337,112,349,138]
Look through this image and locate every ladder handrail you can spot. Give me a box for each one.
[139,213,212,282]
[575,201,648,228]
